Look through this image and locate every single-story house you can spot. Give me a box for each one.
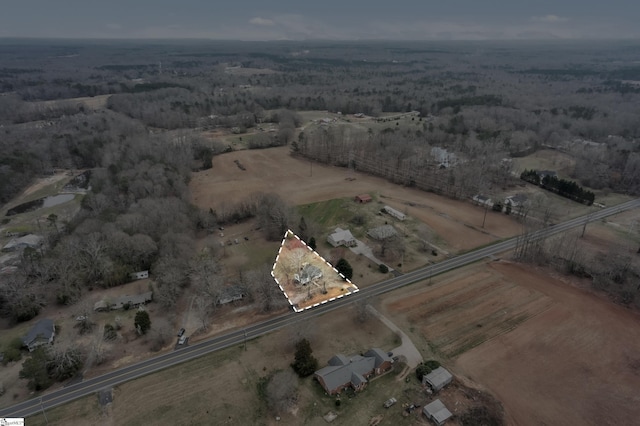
[504,194,528,208]
[129,270,149,280]
[355,194,372,203]
[294,264,323,285]
[382,205,406,221]
[327,228,357,248]
[367,225,398,241]
[472,194,493,207]
[423,399,453,426]
[22,318,55,352]
[217,285,246,305]
[2,234,43,252]
[314,348,393,395]
[422,366,453,392]
[94,291,153,311]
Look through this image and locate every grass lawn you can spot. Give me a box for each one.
[298,198,354,227]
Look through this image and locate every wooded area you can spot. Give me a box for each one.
[1,39,639,323]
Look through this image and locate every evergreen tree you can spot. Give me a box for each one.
[336,258,353,280]
[291,338,318,377]
[19,347,53,391]
[308,237,316,251]
[134,310,151,335]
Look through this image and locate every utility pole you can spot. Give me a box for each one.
[243,329,247,351]
[40,396,49,425]
[482,203,488,228]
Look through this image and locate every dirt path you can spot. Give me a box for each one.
[366,305,423,368]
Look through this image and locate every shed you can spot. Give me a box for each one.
[355,194,372,203]
[423,367,453,392]
[423,399,453,426]
[129,270,149,280]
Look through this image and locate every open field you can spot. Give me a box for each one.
[190,146,525,253]
[382,260,640,425]
[30,94,111,111]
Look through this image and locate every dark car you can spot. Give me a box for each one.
[177,328,185,337]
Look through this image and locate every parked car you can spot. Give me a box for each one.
[384,397,397,408]
[177,328,185,337]
[178,335,187,345]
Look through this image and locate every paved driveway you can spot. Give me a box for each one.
[367,305,423,368]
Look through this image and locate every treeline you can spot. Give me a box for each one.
[521,170,595,205]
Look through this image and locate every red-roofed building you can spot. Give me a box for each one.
[355,194,372,203]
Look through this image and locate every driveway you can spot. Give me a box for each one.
[366,305,423,368]
[349,239,395,272]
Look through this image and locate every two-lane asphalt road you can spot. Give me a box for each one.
[1,198,638,419]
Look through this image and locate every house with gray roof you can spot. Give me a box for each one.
[217,285,246,305]
[2,234,43,252]
[314,348,393,395]
[22,318,55,352]
[294,264,323,286]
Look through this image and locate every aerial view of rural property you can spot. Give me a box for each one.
[1,1,640,425]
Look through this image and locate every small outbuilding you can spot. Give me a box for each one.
[129,270,149,280]
[422,366,453,392]
[382,206,406,221]
[355,194,372,203]
[423,399,453,426]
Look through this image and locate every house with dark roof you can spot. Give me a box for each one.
[314,348,393,395]
[22,318,55,352]
[217,285,246,305]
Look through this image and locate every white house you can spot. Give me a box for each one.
[327,228,357,247]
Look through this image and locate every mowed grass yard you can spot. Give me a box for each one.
[28,304,401,426]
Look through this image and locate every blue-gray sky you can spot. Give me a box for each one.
[2,0,639,40]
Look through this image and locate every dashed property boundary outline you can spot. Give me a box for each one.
[271,229,360,313]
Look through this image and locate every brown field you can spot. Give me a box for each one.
[190,147,524,252]
[31,94,111,111]
[383,260,640,426]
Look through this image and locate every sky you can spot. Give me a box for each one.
[1,0,639,40]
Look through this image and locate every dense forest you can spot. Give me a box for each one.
[1,39,639,320]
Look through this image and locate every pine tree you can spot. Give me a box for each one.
[291,338,318,377]
[308,237,316,251]
[134,310,151,335]
[336,258,353,280]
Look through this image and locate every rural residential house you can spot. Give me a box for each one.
[2,234,43,252]
[354,194,372,203]
[327,228,357,247]
[422,366,453,392]
[382,205,406,221]
[217,286,246,305]
[314,348,393,395]
[22,318,55,352]
[294,264,323,286]
[423,399,453,426]
[504,194,528,208]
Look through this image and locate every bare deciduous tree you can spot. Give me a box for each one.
[266,370,298,415]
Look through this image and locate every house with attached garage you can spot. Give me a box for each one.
[314,348,393,395]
